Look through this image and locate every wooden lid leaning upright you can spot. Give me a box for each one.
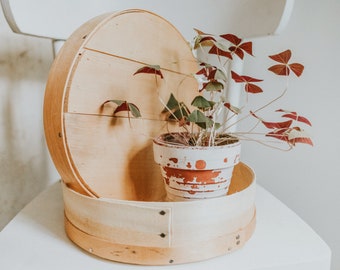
[43,9,198,200]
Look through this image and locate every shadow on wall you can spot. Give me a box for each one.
[0,16,56,230]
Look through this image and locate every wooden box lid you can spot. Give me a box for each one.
[44,9,199,200]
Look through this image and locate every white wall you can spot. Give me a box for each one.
[241,1,340,269]
[0,0,339,269]
[0,10,58,229]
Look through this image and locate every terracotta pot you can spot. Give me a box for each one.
[153,133,241,201]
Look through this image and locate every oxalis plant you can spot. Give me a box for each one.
[104,29,313,150]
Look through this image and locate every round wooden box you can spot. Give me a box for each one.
[43,9,256,265]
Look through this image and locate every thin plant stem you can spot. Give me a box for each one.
[230,132,293,151]
[222,86,288,133]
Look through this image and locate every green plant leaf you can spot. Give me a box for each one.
[127,103,142,118]
[162,94,190,124]
[214,122,221,129]
[187,110,214,129]
[201,81,224,92]
[214,68,227,82]
[169,103,190,120]
[192,29,216,49]
[191,96,214,110]
[162,93,180,112]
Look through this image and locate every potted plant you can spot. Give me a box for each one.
[104,29,312,201]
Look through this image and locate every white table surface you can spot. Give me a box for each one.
[0,181,331,270]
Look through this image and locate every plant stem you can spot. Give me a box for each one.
[222,86,288,133]
[230,132,293,151]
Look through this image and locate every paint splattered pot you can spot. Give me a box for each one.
[62,162,256,265]
[153,133,241,201]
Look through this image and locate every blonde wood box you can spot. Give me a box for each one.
[42,9,257,265]
[39,9,330,266]
[0,181,331,270]
[1,2,331,269]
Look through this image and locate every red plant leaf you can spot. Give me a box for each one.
[276,109,312,126]
[104,100,141,118]
[133,65,163,78]
[290,137,314,146]
[267,126,313,146]
[229,42,253,59]
[231,71,263,93]
[240,75,263,83]
[262,120,292,129]
[224,102,241,114]
[246,83,263,93]
[114,102,129,114]
[268,64,290,76]
[208,45,232,59]
[220,34,254,59]
[276,109,292,113]
[239,42,253,56]
[269,49,291,64]
[231,70,244,82]
[220,33,242,45]
[268,50,304,77]
[199,36,216,43]
[115,102,141,118]
[196,65,220,80]
[287,127,313,146]
[196,66,208,76]
[229,46,244,59]
[207,68,217,80]
[251,111,292,129]
[231,71,262,83]
[289,63,304,77]
[282,113,312,126]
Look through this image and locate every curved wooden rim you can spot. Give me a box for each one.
[64,210,256,265]
[61,162,256,264]
[61,162,256,204]
[43,12,112,197]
